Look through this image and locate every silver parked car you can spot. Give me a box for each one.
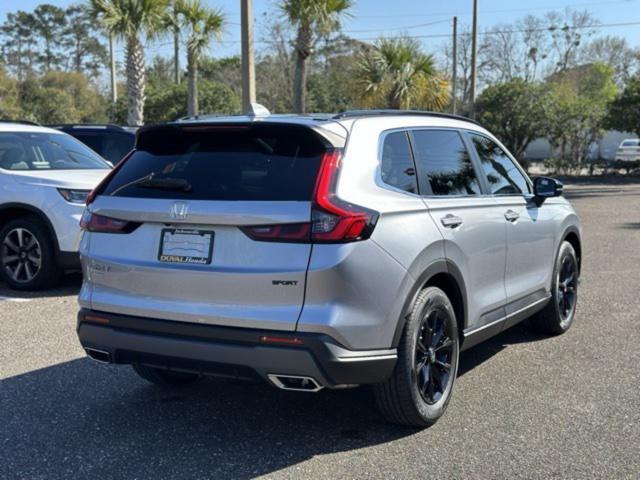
[76,111,582,427]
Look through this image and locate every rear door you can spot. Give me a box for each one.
[83,123,328,331]
[411,129,508,333]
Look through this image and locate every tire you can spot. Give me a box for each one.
[374,286,459,427]
[132,364,202,386]
[531,241,579,335]
[0,217,60,290]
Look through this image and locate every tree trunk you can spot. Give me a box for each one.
[174,28,180,84]
[293,25,312,114]
[75,37,82,72]
[187,49,198,116]
[126,36,145,126]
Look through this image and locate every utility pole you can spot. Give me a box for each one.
[109,33,117,104]
[469,0,478,119]
[451,16,458,115]
[240,0,256,113]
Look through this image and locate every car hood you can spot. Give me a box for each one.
[9,169,109,190]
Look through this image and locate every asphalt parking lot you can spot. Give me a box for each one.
[1,180,639,479]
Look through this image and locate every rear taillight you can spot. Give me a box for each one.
[240,223,311,243]
[86,150,133,206]
[80,211,139,234]
[240,150,378,244]
[310,150,378,242]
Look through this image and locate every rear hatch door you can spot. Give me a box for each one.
[84,123,329,331]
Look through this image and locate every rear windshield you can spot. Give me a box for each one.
[0,132,110,171]
[101,124,327,201]
[621,140,639,147]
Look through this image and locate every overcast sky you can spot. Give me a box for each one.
[2,0,639,63]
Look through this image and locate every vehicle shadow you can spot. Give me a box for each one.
[1,359,411,480]
[458,321,548,377]
[1,322,547,480]
[618,222,640,230]
[0,272,81,299]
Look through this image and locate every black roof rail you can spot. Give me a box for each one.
[332,110,481,126]
[0,119,41,126]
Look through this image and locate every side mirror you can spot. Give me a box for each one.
[533,176,563,201]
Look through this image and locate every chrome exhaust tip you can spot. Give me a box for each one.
[267,374,324,392]
[85,348,112,364]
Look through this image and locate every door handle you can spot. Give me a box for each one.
[504,209,520,222]
[441,214,463,228]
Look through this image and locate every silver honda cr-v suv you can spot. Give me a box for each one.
[76,111,581,427]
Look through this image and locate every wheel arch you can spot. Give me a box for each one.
[0,203,60,252]
[391,259,468,348]
[561,226,582,273]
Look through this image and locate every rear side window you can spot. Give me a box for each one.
[411,130,481,196]
[380,131,418,194]
[470,134,530,195]
[101,124,326,201]
[73,132,135,164]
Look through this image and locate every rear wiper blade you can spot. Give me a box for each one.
[136,177,192,192]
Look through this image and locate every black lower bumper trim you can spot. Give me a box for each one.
[57,251,80,270]
[77,309,397,387]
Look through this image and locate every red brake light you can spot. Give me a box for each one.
[86,150,133,206]
[239,150,378,244]
[80,211,138,234]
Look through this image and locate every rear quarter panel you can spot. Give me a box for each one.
[295,119,449,350]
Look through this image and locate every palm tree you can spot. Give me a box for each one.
[357,37,450,111]
[280,0,353,113]
[90,0,168,126]
[175,0,224,116]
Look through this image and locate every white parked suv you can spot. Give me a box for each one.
[0,121,110,290]
[614,139,640,162]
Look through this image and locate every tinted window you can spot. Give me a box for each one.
[380,131,417,194]
[411,130,481,196]
[73,132,134,164]
[0,132,110,171]
[102,124,326,201]
[470,134,530,195]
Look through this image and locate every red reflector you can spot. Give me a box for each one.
[84,314,110,324]
[259,335,304,346]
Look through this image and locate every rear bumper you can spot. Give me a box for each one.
[76,309,397,388]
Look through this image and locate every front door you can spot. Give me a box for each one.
[467,133,556,319]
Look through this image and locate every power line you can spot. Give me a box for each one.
[221,20,640,44]
[343,19,451,33]
[351,0,639,19]
[115,18,640,55]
